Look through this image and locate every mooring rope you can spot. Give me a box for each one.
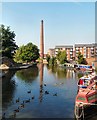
[74,103,97,119]
[74,105,84,119]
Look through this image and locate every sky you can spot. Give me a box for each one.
[1,1,96,53]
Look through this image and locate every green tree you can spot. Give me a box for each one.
[46,54,51,64]
[0,25,18,58]
[56,50,67,64]
[49,56,57,66]
[56,51,61,61]
[77,52,87,64]
[14,42,39,63]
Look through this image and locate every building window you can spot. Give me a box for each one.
[84,46,86,49]
[70,52,73,54]
[91,47,94,50]
[76,51,79,53]
[70,49,73,51]
[76,47,79,50]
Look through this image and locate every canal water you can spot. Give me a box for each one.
[2,64,80,118]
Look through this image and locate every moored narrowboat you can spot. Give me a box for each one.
[76,64,93,72]
[77,73,97,89]
[75,81,97,119]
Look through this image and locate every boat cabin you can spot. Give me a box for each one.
[78,74,97,88]
[76,64,93,72]
[76,83,97,106]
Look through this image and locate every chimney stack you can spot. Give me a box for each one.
[40,20,44,59]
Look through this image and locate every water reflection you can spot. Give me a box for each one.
[16,66,39,83]
[2,70,16,109]
[3,65,94,118]
[46,65,77,79]
[38,64,44,102]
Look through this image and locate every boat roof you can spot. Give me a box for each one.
[78,82,97,97]
[78,89,95,97]
[80,74,96,80]
[80,76,92,80]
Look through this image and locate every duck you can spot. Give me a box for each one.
[45,91,49,94]
[32,96,35,99]
[40,85,42,87]
[54,83,58,86]
[27,90,31,93]
[19,101,25,108]
[40,89,42,92]
[60,82,64,85]
[14,107,19,112]
[16,98,19,103]
[53,93,57,96]
[44,84,46,86]
[25,99,30,103]
[9,111,16,118]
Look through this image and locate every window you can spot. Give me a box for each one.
[76,47,79,50]
[91,47,94,49]
[88,94,97,102]
[77,96,86,101]
[70,49,73,51]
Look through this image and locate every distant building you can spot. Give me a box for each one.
[47,49,55,57]
[75,43,97,65]
[47,43,97,66]
[55,45,73,61]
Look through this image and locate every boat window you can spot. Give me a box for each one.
[88,94,97,102]
[77,96,86,101]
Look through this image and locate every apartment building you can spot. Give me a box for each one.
[47,48,55,57]
[75,43,97,65]
[55,45,73,61]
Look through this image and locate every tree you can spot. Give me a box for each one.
[14,42,39,63]
[77,52,87,64]
[56,50,67,64]
[0,25,18,58]
[49,56,57,66]
[46,54,51,64]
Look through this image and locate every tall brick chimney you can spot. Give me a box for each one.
[40,20,44,59]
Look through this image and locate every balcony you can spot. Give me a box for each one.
[70,52,73,54]
[75,47,79,50]
[91,54,94,57]
[76,51,79,53]
[91,47,94,50]
[70,49,73,51]
[91,51,94,54]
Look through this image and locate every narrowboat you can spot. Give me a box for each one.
[75,82,97,119]
[77,73,97,89]
[76,64,93,72]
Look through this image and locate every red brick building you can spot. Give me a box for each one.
[55,45,73,61]
[75,43,97,65]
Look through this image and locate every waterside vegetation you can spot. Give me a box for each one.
[0,25,39,69]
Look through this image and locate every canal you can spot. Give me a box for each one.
[2,64,79,118]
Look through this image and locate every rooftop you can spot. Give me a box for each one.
[55,45,73,49]
[75,43,97,47]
